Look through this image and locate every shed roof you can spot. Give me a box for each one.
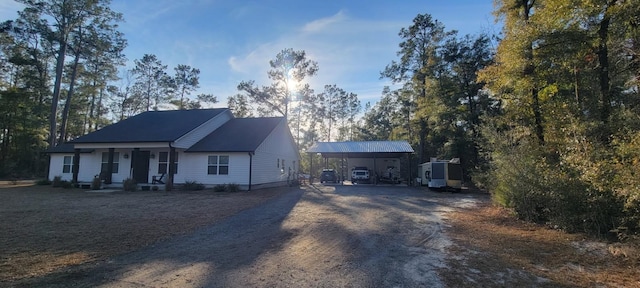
[186,117,283,152]
[307,141,414,158]
[70,108,228,143]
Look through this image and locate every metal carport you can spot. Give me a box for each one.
[306,141,415,185]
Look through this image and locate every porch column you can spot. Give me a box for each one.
[105,148,114,184]
[166,146,176,191]
[373,154,377,185]
[72,148,80,183]
[408,153,412,186]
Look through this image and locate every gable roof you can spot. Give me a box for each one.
[186,117,283,152]
[70,108,228,143]
[306,141,414,158]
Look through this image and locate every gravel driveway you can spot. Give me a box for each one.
[19,184,481,287]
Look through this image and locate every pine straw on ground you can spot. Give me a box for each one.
[441,201,640,288]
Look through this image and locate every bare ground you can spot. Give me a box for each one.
[440,201,640,287]
[1,181,638,287]
[0,181,286,283]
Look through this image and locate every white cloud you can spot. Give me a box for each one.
[301,10,347,34]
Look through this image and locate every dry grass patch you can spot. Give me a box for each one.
[0,184,289,282]
[441,201,640,287]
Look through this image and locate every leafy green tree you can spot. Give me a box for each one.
[318,84,346,141]
[57,10,125,143]
[237,48,318,118]
[172,64,200,109]
[131,54,170,112]
[381,14,455,162]
[15,0,122,148]
[227,94,254,117]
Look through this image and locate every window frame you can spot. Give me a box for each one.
[101,152,119,174]
[207,155,229,175]
[158,151,178,174]
[62,156,73,173]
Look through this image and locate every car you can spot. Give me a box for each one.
[351,166,370,184]
[320,169,338,183]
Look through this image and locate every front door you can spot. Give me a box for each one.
[132,150,150,184]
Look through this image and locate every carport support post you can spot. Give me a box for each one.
[309,153,313,183]
[341,153,344,185]
[72,148,80,183]
[373,154,377,185]
[407,153,412,186]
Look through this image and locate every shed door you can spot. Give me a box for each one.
[132,150,150,184]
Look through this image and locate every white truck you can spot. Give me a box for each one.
[351,166,370,184]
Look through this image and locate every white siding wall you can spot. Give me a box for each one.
[174,110,233,148]
[252,120,300,184]
[48,149,133,182]
[48,154,72,181]
[175,152,250,185]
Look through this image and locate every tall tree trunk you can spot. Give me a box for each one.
[597,4,612,127]
[49,38,68,148]
[58,50,81,144]
[522,0,544,145]
[95,86,104,131]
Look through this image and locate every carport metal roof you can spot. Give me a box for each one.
[306,141,414,158]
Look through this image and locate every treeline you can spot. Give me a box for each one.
[0,0,216,177]
[362,1,639,237]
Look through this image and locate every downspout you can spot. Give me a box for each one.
[248,151,254,191]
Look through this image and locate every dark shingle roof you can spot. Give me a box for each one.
[70,109,228,143]
[187,117,283,152]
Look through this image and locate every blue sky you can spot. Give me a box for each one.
[1,0,499,106]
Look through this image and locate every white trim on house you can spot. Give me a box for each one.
[174,110,233,149]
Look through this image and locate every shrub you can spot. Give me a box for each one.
[35,178,51,185]
[183,180,205,191]
[226,183,241,192]
[60,180,74,189]
[213,184,227,192]
[52,176,63,188]
[123,178,137,191]
[91,177,102,190]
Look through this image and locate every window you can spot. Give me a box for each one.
[101,152,119,173]
[208,155,229,175]
[158,152,179,174]
[62,156,73,173]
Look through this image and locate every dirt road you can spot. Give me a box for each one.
[17,185,482,287]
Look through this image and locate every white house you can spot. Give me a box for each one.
[47,108,300,190]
